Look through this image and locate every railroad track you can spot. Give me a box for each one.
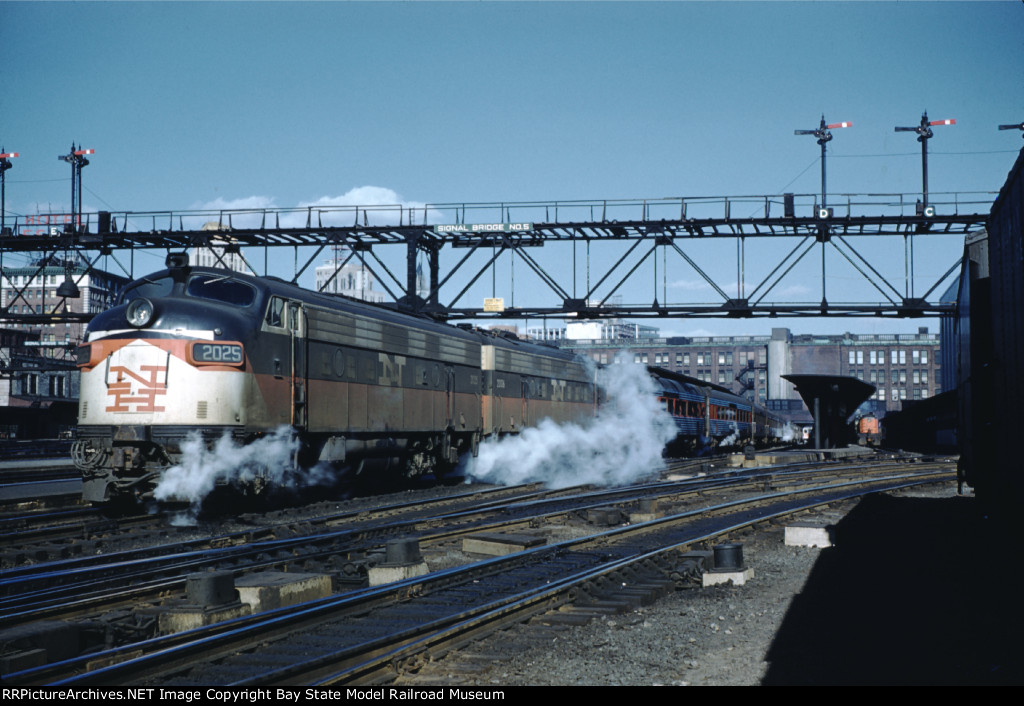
[4,457,954,685]
[0,455,925,625]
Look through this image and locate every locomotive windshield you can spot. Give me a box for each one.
[186,274,257,307]
[120,275,175,303]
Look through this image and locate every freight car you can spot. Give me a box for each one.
[956,145,1024,521]
[71,254,598,503]
[650,367,783,454]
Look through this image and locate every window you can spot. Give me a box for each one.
[912,350,920,364]
[697,354,704,365]
[899,370,906,384]
[921,350,928,364]
[265,296,287,327]
[726,352,733,365]
[913,370,920,384]
[899,350,906,364]
[849,351,855,365]
[891,350,898,364]
[187,275,257,307]
[857,351,864,364]
[683,353,690,365]
[121,275,174,303]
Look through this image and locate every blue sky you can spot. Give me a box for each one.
[2,1,1022,338]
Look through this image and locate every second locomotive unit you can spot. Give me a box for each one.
[72,254,598,503]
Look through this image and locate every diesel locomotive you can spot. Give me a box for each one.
[71,254,598,503]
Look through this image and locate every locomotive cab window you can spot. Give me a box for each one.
[265,296,288,328]
[186,274,256,307]
[120,276,175,304]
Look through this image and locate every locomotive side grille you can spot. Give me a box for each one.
[196,401,208,419]
[81,401,88,419]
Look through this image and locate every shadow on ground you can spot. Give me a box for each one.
[763,492,1024,685]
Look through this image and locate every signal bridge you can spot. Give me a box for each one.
[0,190,991,324]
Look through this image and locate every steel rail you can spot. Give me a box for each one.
[8,466,952,685]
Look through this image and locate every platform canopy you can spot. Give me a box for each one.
[782,374,876,449]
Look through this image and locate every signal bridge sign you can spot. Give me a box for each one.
[433,222,533,234]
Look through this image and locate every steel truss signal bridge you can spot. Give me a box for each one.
[0,190,991,325]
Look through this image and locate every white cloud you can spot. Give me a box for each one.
[186,186,443,230]
[192,195,278,211]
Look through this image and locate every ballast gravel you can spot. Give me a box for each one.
[398,480,1023,686]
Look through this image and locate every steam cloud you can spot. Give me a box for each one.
[153,426,333,522]
[467,361,677,489]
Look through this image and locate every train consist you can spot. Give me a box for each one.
[71,255,598,503]
[650,367,784,454]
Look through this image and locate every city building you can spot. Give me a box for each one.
[0,256,129,356]
[0,257,128,436]
[188,223,253,273]
[527,319,660,342]
[314,247,388,304]
[555,325,941,418]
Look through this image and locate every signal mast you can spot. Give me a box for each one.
[894,112,955,216]
[58,143,94,233]
[795,115,852,216]
[0,148,18,235]
[56,144,94,298]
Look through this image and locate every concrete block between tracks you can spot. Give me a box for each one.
[702,568,755,587]
[157,602,251,634]
[368,561,429,586]
[235,571,333,612]
[785,522,834,548]
[462,532,547,556]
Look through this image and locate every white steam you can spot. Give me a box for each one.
[467,361,676,489]
[775,422,801,443]
[153,426,334,520]
[718,423,741,448]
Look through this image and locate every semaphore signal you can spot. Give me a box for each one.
[0,148,18,235]
[998,121,1024,138]
[795,115,852,215]
[895,112,955,215]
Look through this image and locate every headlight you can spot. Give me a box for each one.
[126,298,155,327]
